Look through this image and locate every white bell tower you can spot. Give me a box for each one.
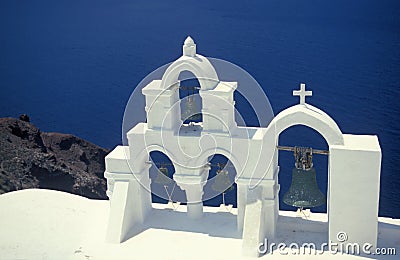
[104,37,382,257]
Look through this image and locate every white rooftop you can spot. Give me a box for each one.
[0,189,398,259]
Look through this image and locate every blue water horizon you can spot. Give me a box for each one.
[0,0,399,217]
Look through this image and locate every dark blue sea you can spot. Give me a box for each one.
[1,0,399,217]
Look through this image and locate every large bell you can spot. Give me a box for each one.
[212,169,234,193]
[182,95,201,121]
[283,167,326,208]
[154,166,172,185]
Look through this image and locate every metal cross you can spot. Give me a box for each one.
[293,83,312,105]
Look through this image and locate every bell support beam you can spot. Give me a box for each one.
[277,145,329,155]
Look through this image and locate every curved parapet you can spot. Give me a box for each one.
[268,104,344,146]
[192,147,244,177]
[161,55,219,90]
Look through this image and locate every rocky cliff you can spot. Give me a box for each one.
[0,116,109,199]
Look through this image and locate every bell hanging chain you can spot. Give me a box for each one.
[293,147,313,170]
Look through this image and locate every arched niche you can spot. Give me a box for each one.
[277,125,329,214]
[178,70,203,124]
[266,103,344,209]
[132,145,187,205]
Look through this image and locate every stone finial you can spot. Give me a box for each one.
[184,36,194,45]
[183,36,196,57]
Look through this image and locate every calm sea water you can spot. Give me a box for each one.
[0,0,399,217]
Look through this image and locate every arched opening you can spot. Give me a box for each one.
[278,125,328,214]
[178,71,203,125]
[274,125,329,247]
[160,54,219,91]
[148,151,186,205]
[203,154,237,209]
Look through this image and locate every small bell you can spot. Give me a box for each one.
[182,94,201,121]
[212,167,234,193]
[154,166,172,185]
[283,147,326,208]
[283,167,326,208]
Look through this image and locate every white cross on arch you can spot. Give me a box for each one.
[293,83,312,105]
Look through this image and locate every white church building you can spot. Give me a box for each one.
[104,37,382,256]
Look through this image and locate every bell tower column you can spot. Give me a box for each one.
[104,146,152,243]
[173,164,210,219]
[236,179,248,234]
